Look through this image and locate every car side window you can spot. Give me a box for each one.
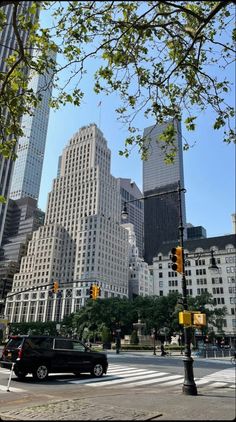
[24,338,53,350]
[54,339,74,350]
[73,341,86,352]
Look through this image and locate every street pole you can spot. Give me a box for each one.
[121,180,197,395]
[116,327,121,354]
[152,329,156,355]
[177,181,197,395]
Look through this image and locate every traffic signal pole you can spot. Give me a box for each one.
[177,181,197,396]
[122,180,197,395]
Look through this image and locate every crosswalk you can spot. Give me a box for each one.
[0,364,235,393]
[66,364,236,390]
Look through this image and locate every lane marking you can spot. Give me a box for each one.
[118,374,183,388]
[90,371,168,387]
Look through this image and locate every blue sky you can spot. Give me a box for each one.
[38,7,235,239]
[38,90,235,239]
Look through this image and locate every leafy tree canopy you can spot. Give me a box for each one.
[0,1,235,164]
[70,293,227,340]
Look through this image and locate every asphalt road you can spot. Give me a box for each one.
[0,352,235,420]
[0,352,234,394]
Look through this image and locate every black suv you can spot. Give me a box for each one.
[0,335,108,381]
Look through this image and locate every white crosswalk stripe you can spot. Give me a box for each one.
[0,365,234,392]
[67,364,236,389]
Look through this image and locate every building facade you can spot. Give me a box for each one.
[152,234,236,339]
[4,124,129,322]
[142,119,186,264]
[122,223,153,299]
[118,178,144,257]
[0,198,44,314]
[187,225,207,240]
[9,65,54,201]
[0,1,37,245]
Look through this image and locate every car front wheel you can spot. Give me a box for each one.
[91,362,104,378]
[33,364,49,381]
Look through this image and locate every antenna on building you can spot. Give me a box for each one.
[98,101,102,128]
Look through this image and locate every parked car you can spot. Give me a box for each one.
[0,335,108,381]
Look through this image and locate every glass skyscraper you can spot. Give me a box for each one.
[142,119,187,264]
[9,66,54,201]
[0,1,36,245]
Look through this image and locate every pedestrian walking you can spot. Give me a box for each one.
[160,344,166,356]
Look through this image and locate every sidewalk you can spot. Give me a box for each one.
[107,348,232,361]
[0,381,235,420]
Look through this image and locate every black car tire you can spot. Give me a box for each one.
[14,368,28,380]
[90,362,104,377]
[33,363,49,381]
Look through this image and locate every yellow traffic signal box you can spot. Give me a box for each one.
[53,280,59,293]
[179,311,192,325]
[89,284,101,299]
[193,312,206,326]
[171,246,183,273]
[179,311,206,326]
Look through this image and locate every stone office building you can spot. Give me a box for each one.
[152,233,236,340]
[4,124,129,323]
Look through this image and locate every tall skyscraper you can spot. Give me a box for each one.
[117,178,144,257]
[9,65,54,201]
[143,119,186,264]
[0,1,37,245]
[0,197,44,315]
[5,124,129,323]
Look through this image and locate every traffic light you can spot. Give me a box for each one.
[95,285,101,298]
[89,284,101,299]
[179,311,206,326]
[52,280,59,293]
[171,246,183,273]
[90,284,98,299]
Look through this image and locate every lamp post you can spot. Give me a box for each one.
[152,328,156,355]
[177,183,197,395]
[121,180,197,395]
[116,328,121,354]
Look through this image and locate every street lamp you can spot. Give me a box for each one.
[152,328,156,355]
[121,180,197,395]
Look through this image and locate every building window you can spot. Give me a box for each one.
[229,286,236,294]
[212,277,223,284]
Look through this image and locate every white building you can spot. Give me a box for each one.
[5,124,129,322]
[117,178,144,257]
[151,233,236,339]
[123,223,153,298]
